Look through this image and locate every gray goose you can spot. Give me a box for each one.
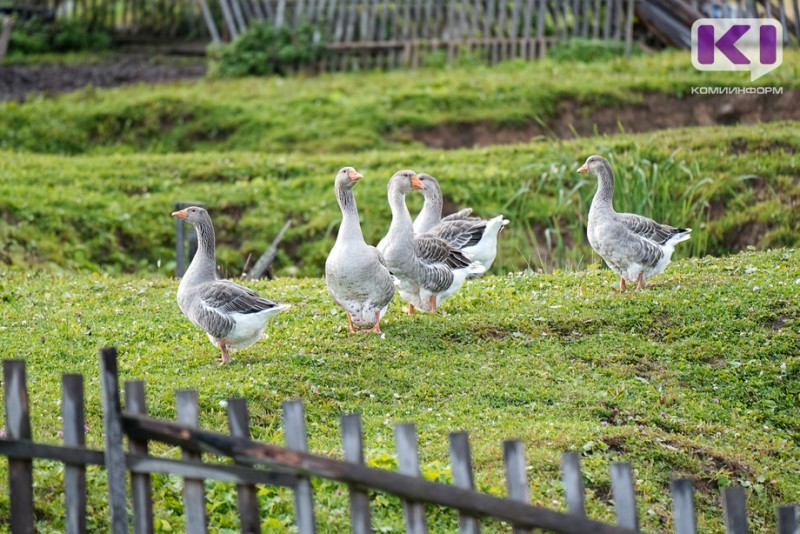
[325,167,395,334]
[578,155,692,291]
[413,173,509,271]
[378,170,485,315]
[172,206,290,364]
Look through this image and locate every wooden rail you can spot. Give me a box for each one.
[2,349,800,532]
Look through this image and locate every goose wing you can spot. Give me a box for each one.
[198,280,283,314]
[429,220,487,250]
[441,208,480,223]
[617,213,690,245]
[413,235,472,269]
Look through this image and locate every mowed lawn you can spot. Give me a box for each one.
[0,248,798,532]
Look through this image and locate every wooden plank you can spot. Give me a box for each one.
[581,0,590,37]
[122,413,640,534]
[219,0,240,37]
[793,0,800,40]
[227,399,261,534]
[449,432,480,534]
[670,479,696,534]
[613,0,622,40]
[99,347,129,534]
[504,440,531,534]
[4,360,34,534]
[341,414,371,534]
[471,0,481,37]
[522,0,534,39]
[283,400,317,534]
[592,0,600,38]
[333,0,345,41]
[196,0,221,44]
[395,423,428,534]
[275,0,286,27]
[0,440,105,464]
[496,0,506,38]
[125,381,154,534]
[603,0,612,39]
[723,487,749,534]
[536,0,545,41]
[230,0,248,33]
[610,462,639,532]
[624,0,633,57]
[176,390,208,533]
[561,452,585,518]
[63,374,88,534]
[293,0,306,26]
[127,454,298,486]
[777,505,799,534]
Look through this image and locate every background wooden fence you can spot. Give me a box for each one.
[1,348,800,533]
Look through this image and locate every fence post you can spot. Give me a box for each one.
[3,360,34,534]
[341,413,372,534]
[283,400,317,534]
[395,423,428,534]
[561,452,586,518]
[63,374,88,534]
[227,398,261,534]
[503,440,531,534]
[176,390,209,533]
[125,380,155,534]
[776,504,799,534]
[670,479,696,534]
[449,431,480,534]
[99,347,130,534]
[723,487,749,534]
[610,462,639,532]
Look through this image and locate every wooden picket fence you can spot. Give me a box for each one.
[1,348,800,533]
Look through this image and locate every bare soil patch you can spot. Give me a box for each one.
[415,90,800,149]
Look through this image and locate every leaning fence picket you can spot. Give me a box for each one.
[4,360,34,534]
[504,440,531,534]
[176,390,208,533]
[63,374,88,534]
[124,380,155,534]
[227,398,261,534]
[449,432,480,534]
[723,486,750,534]
[341,413,372,534]
[611,462,639,532]
[561,452,586,518]
[670,479,697,534]
[395,423,428,534]
[283,400,317,534]
[99,347,130,534]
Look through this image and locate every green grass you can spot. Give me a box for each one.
[1,48,798,155]
[1,121,798,276]
[0,249,798,532]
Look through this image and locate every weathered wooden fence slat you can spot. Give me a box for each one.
[100,347,129,534]
[176,389,209,533]
[125,380,155,534]
[670,479,697,534]
[611,462,639,532]
[341,413,372,534]
[777,504,799,534]
[561,452,586,518]
[227,398,261,534]
[395,423,428,534]
[4,360,34,534]
[62,374,88,534]
[283,399,317,534]
[724,486,750,534]
[504,439,532,534]
[449,431,480,534]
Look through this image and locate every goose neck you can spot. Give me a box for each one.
[336,185,364,241]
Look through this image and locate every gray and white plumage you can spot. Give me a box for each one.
[325,167,395,333]
[578,155,692,291]
[378,170,485,314]
[412,173,509,272]
[172,206,290,363]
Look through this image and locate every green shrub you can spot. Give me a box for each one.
[7,16,114,55]
[211,21,328,77]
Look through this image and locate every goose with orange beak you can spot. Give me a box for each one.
[579,155,691,291]
[378,170,485,314]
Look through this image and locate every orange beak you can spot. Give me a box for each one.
[172,209,188,219]
[411,174,425,190]
[576,162,589,173]
[348,169,363,182]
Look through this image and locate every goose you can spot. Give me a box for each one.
[172,206,290,364]
[325,167,395,334]
[378,170,485,315]
[578,155,692,291]
[413,173,509,272]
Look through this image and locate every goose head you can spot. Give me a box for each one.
[417,173,441,200]
[388,170,424,194]
[335,166,363,190]
[576,155,611,176]
[172,206,211,226]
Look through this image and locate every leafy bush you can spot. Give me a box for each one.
[211,21,328,77]
[8,16,113,55]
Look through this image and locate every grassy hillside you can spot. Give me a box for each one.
[1,121,798,275]
[1,49,798,155]
[0,249,798,532]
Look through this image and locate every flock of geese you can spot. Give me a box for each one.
[172,155,692,364]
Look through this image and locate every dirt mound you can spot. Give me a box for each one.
[0,54,206,102]
[415,89,800,149]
